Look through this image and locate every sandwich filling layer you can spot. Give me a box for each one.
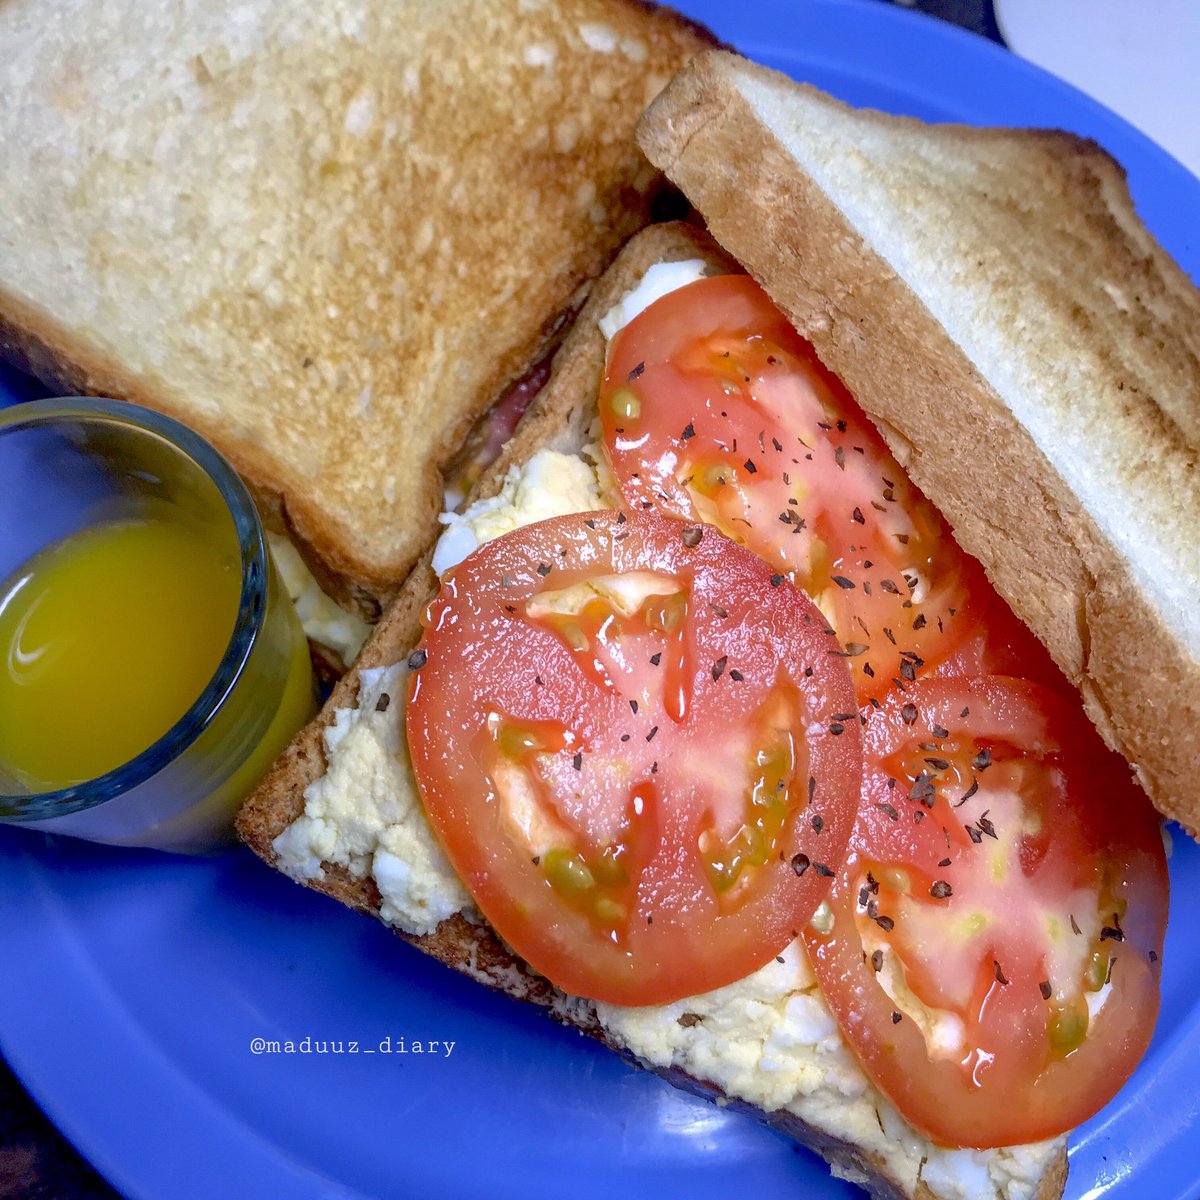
[274,535,1057,1200]
[273,263,1064,1200]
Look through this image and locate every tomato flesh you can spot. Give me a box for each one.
[406,510,863,1006]
[804,677,1168,1148]
[598,272,1167,1144]
[600,275,985,701]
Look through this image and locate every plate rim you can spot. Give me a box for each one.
[1,3,1197,1198]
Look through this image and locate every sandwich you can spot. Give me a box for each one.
[237,51,1197,1200]
[0,0,715,650]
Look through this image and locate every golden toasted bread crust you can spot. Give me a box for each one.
[637,51,1200,831]
[238,221,1067,1200]
[0,0,716,614]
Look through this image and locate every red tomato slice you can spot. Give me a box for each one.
[600,275,989,702]
[406,510,862,1006]
[804,676,1168,1148]
[936,584,1077,700]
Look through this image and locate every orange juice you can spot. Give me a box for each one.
[0,514,241,791]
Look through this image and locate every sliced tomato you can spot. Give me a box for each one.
[600,275,991,701]
[932,571,1077,699]
[804,676,1168,1148]
[406,510,862,1006]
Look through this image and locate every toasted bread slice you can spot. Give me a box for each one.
[238,222,1067,1200]
[636,50,1200,832]
[0,0,714,616]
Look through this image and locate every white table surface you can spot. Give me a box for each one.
[995,0,1200,179]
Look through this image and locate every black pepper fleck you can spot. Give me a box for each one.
[910,773,936,807]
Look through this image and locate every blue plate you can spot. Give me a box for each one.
[1,2,1198,1197]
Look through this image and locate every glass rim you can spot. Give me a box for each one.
[0,396,267,820]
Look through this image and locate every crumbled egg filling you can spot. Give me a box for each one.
[271,661,471,935]
[272,268,1066,1200]
[597,257,710,339]
[592,940,1056,1200]
[431,447,607,576]
[268,533,372,665]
